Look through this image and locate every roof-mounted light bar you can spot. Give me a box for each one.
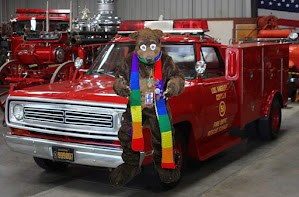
[118,29,204,35]
[119,19,209,32]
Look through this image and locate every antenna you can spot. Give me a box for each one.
[46,1,49,32]
[69,0,72,32]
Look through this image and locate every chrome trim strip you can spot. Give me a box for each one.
[6,96,127,110]
[241,49,244,105]
[11,125,119,140]
[261,47,264,96]
[3,134,133,168]
[281,58,283,94]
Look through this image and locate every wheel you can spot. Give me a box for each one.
[33,157,69,171]
[258,97,282,140]
[159,128,187,190]
[290,90,296,102]
[50,61,75,83]
[0,60,27,110]
[0,60,27,86]
[244,120,259,139]
[288,83,296,102]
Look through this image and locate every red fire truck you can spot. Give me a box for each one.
[1,8,70,61]
[0,8,71,110]
[3,20,289,187]
[0,7,117,111]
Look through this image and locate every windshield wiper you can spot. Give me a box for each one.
[92,69,115,77]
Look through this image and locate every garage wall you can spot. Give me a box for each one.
[117,0,252,20]
[1,0,252,24]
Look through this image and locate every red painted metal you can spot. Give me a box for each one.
[119,19,209,31]
[119,20,145,31]
[16,8,70,15]
[4,27,289,169]
[289,44,299,71]
[173,19,209,31]
[258,29,292,38]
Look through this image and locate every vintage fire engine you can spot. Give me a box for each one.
[0,2,120,111]
[3,20,289,186]
[0,8,71,111]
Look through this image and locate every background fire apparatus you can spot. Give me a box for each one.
[0,3,120,111]
[244,15,299,102]
[3,20,289,186]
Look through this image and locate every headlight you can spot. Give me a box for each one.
[54,47,65,63]
[75,57,83,69]
[13,104,24,120]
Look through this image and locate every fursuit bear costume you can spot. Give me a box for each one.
[110,28,185,186]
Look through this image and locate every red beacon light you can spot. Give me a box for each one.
[119,20,145,31]
[173,19,209,31]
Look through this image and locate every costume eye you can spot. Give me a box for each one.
[150,44,156,50]
[140,44,147,51]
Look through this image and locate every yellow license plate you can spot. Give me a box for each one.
[52,147,74,162]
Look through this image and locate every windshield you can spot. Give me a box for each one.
[12,20,69,35]
[87,43,197,79]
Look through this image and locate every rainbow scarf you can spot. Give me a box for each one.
[130,53,175,169]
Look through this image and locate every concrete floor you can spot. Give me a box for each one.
[0,102,299,197]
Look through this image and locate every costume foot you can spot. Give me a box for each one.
[109,163,141,187]
[156,165,181,184]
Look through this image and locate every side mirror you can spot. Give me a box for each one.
[289,32,298,40]
[225,48,239,81]
[195,60,206,75]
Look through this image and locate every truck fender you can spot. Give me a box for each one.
[261,90,283,117]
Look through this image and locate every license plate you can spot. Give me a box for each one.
[52,147,74,162]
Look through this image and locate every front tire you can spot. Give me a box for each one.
[258,97,282,140]
[159,128,187,190]
[33,157,69,171]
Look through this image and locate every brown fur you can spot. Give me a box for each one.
[110,28,185,187]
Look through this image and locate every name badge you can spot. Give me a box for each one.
[145,91,154,106]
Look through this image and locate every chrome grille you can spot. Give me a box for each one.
[24,107,113,128]
[24,108,64,123]
[7,97,127,141]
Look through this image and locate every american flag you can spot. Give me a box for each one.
[258,0,299,28]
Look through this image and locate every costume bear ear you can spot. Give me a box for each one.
[152,29,163,39]
[129,31,139,40]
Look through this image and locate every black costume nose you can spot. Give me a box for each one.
[146,57,153,62]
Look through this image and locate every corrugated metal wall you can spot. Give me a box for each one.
[0,0,252,24]
[117,0,252,20]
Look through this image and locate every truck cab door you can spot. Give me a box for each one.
[198,46,237,139]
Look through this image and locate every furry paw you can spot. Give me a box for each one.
[115,87,131,97]
[164,82,177,99]
[114,76,131,97]
[109,163,141,187]
[156,165,181,184]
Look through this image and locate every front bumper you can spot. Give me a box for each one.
[4,134,143,168]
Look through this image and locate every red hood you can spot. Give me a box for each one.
[9,75,128,105]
